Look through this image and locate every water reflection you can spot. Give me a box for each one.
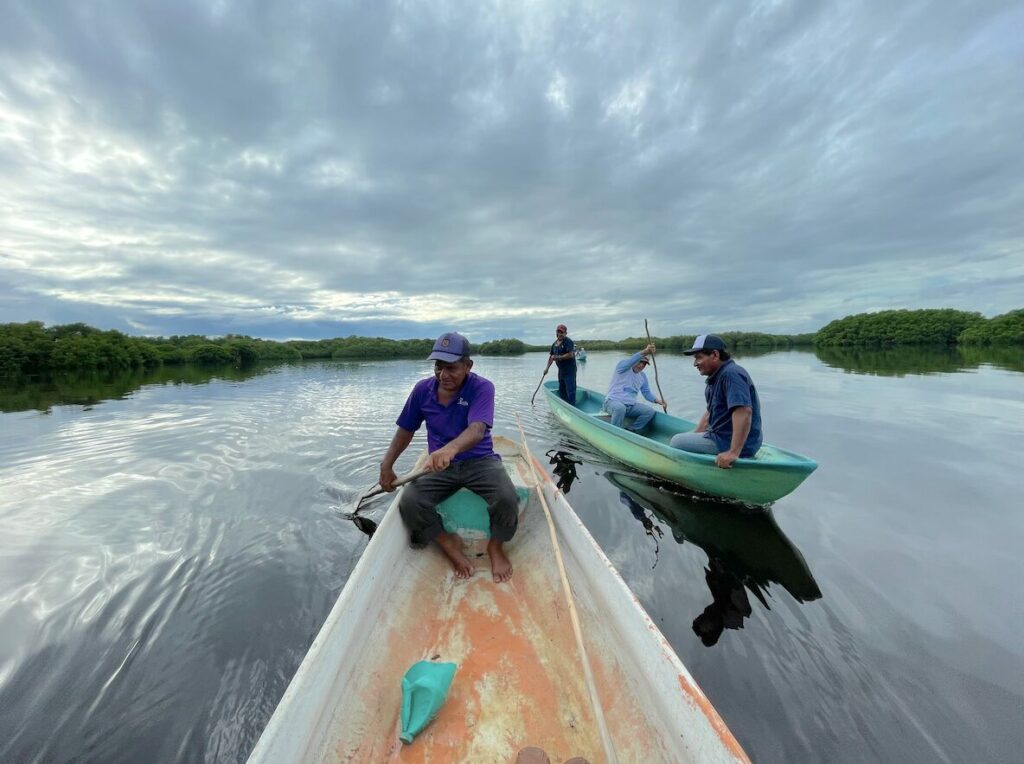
[545,449,583,493]
[617,489,664,567]
[814,345,1024,376]
[0,364,277,413]
[607,471,822,646]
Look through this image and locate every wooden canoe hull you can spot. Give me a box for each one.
[248,437,749,763]
[543,382,817,505]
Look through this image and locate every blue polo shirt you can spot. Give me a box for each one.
[705,359,763,457]
[396,372,498,461]
[550,337,577,374]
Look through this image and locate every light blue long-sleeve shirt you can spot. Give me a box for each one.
[605,352,657,405]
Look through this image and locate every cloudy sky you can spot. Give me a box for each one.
[1,0,1022,343]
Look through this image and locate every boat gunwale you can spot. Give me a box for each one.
[528,451,751,763]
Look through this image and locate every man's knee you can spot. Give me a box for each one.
[495,481,519,514]
[605,400,626,426]
[397,483,420,518]
[670,432,718,454]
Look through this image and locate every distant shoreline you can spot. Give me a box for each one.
[2,308,1020,375]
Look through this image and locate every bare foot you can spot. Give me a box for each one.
[487,539,513,583]
[436,532,474,579]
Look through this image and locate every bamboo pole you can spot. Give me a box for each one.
[530,361,551,404]
[515,415,619,764]
[644,319,667,412]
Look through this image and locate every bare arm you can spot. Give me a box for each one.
[716,406,752,469]
[694,410,710,433]
[426,421,489,471]
[379,427,415,490]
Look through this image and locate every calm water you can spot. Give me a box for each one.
[1,349,1022,762]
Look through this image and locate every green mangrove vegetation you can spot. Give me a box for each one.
[957,309,1024,346]
[814,309,984,346]
[0,321,533,375]
[572,332,816,352]
[814,308,1024,347]
[2,307,1020,376]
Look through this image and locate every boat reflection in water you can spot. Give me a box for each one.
[545,448,583,494]
[607,471,822,647]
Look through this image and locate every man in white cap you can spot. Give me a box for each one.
[602,343,665,432]
[671,334,762,469]
[378,332,518,582]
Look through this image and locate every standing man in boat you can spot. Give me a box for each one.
[671,334,762,469]
[547,324,577,404]
[378,332,519,583]
[603,343,666,432]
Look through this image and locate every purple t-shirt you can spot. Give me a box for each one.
[396,372,498,461]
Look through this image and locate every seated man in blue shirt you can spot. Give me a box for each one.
[378,332,518,582]
[603,343,666,432]
[670,334,763,469]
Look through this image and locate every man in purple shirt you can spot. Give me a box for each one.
[378,332,518,582]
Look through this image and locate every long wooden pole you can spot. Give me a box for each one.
[515,415,619,764]
[644,318,668,412]
[530,360,551,405]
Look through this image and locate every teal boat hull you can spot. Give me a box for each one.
[543,381,817,505]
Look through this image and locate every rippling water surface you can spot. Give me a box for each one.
[1,351,1022,762]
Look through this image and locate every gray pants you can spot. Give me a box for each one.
[398,457,519,546]
[669,431,720,454]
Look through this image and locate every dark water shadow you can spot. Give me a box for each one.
[606,471,822,647]
[0,364,279,413]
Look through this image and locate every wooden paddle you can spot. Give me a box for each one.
[530,361,552,404]
[346,467,431,518]
[644,319,668,412]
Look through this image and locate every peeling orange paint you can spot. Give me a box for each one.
[675,675,751,763]
[308,439,750,763]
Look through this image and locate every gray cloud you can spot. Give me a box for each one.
[1,0,1022,342]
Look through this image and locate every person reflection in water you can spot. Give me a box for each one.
[617,490,664,567]
[546,449,583,493]
[692,558,752,647]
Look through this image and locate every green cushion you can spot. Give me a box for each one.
[438,486,529,536]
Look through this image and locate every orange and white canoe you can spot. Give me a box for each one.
[248,435,749,763]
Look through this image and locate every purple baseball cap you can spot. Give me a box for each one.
[427,332,472,362]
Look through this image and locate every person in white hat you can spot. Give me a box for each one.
[602,343,665,432]
[672,334,763,468]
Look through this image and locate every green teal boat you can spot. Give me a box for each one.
[542,381,817,505]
